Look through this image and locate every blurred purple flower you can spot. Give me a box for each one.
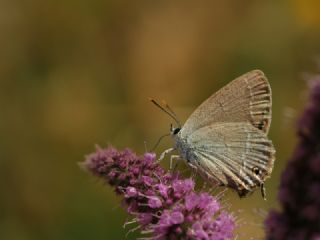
[265,77,320,240]
[81,147,235,240]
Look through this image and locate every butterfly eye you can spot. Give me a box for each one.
[252,167,261,175]
[173,128,181,135]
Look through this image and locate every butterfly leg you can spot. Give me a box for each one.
[187,162,198,178]
[157,147,175,162]
[169,155,180,170]
[261,183,267,200]
[143,141,148,153]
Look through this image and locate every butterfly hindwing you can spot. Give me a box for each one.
[182,122,275,196]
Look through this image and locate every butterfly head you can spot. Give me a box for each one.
[170,123,181,136]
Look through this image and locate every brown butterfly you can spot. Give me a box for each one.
[152,70,275,199]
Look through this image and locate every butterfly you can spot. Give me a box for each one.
[151,70,275,199]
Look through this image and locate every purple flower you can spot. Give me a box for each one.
[81,146,235,239]
[265,78,320,240]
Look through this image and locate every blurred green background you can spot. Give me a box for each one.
[1,0,320,239]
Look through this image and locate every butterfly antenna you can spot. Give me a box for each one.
[150,133,171,152]
[161,100,178,118]
[149,98,181,128]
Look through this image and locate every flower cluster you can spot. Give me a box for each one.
[81,147,235,240]
[265,78,320,240]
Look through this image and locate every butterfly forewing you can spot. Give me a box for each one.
[179,122,275,197]
[181,70,272,137]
